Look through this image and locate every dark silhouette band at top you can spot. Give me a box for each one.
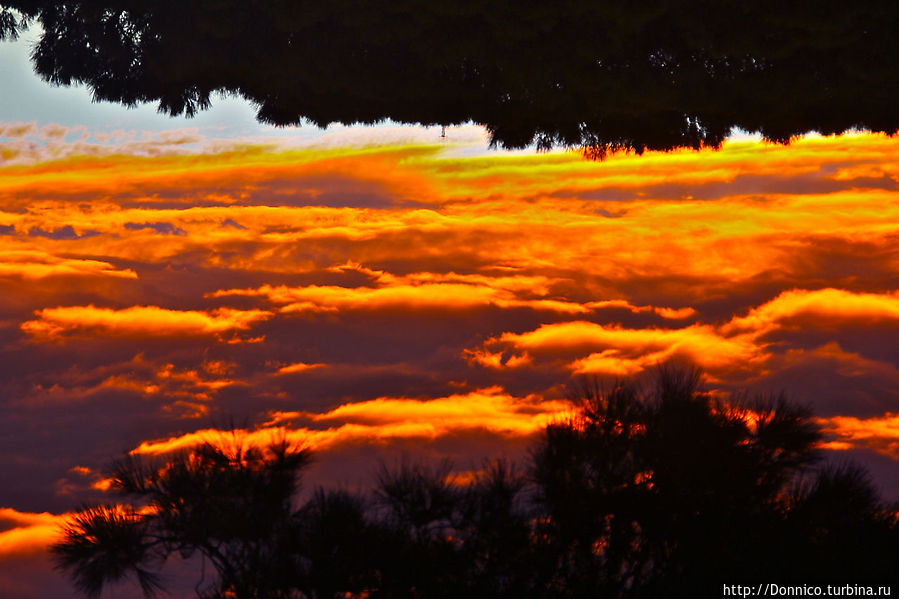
[3,1,899,156]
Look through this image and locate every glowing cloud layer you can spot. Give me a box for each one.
[0,509,68,558]
[132,388,575,456]
[817,414,899,457]
[473,288,899,381]
[21,305,272,338]
[4,131,899,596]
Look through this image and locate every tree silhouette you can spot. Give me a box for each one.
[529,366,898,597]
[3,1,899,154]
[783,463,899,584]
[53,436,311,598]
[452,460,533,597]
[368,457,535,598]
[293,487,378,599]
[53,366,899,598]
[53,505,163,598]
[530,379,652,597]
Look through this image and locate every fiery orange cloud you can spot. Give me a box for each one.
[471,287,899,381]
[131,387,575,456]
[6,129,899,597]
[156,363,239,391]
[0,509,68,558]
[0,143,440,212]
[212,269,695,317]
[20,305,272,339]
[0,251,136,280]
[586,300,696,320]
[214,282,593,314]
[277,362,326,375]
[775,342,899,385]
[1,132,896,289]
[0,139,896,318]
[723,288,899,334]
[817,413,899,458]
[308,386,571,430]
[57,466,115,495]
[473,320,763,377]
[18,355,246,415]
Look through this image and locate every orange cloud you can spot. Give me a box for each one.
[220,282,592,314]
[817,413,899,458]
[474,320,762,377]
[277,362,326,375]
[17,353,249,414]
[471,288,899,381]
[213,270,695,317]
[0,509,68,558]
[0,251,136,280]
[21,305,272,339]
[587,300,696,320]
[6,130,899,569]
[723,288,899,334]
[308,387,571,431]
[3,133,899,303]
[132,387,575,456]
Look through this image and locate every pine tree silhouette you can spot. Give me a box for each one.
[53,366,899,598]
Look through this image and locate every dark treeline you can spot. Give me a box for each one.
[3,1,899,156]
[54,367,899,598]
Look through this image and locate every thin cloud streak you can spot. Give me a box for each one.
[131,387,575,456]
[20,305,272,339]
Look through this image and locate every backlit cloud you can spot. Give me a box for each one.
[215,281,593,314]
[723,288,899,334]
[276,362,326,375]
[471,287,899,382]
[0,509,68,558]
[472,320,762,379]
[21,305,272,339]
[132,387,575,456]
[0,251,136,280]
[818,413,899,458]
[5,129,899,598]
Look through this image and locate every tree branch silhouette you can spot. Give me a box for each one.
[3,1,899,154]
[52,366,899,598]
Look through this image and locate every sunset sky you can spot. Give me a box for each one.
[4,28,899,598]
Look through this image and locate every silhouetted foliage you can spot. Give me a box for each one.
[3,1,899,154]
[294,488,377,599]
[54,436,311,598]
[54,505,162,598]
[54,367,899,598]
[783,464,899,584]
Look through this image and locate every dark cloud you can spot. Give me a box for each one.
[26,225,98,240]
[124,221,187,236]
[220,218,246,230]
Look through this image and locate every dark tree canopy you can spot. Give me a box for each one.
[52,367,899,599]
[3,1,899,155]
[54,438,311,599]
